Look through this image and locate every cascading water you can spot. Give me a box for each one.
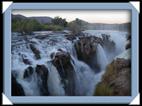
[96,44,108,70]
[47,62,65,96]
[70,56,95,95]
[12,30,127,96]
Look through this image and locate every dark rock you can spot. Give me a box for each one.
[21,54,32,65]
[35,35,48,39]
[12,74,25,96]
[74,36,98,70]
[125,41,131,50]
[29,44,41,59]
[65,34,76,41]
[23,66,34,79]
[101,34,115,51]
[51,49,76,95]
[127,34,131,40]
[35,65,49,96]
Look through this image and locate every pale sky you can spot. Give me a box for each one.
[12,10,131,24]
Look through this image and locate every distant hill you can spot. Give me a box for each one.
[12,14,27,20]
[12,14,53,24]
[29,17,52,24]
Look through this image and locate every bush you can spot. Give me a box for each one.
[12,18,42,34]
[42,24,63,31]
[52,16,67,27]
[68,22,81,35]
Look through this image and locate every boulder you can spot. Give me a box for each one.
[12,74,25,96]
[95,58,131,96]
[125,34,131,50]
[23,66,34,79]
[29,44,41,59]
[125,41,131,50]
[21,54,32,65]
[65,34,76,41]
[35,65,49,96]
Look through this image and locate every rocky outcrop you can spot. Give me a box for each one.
[23,65,49,95]
[94,58,131,96]
[12,75,25,96]
[101,34,115,52]
[74,36,101,70]
[65,34,76,41]
[51,49,75,95]
[29,44,41,59]
[35,65,49,96]
[23,66,34,79]
[125,34,131,50]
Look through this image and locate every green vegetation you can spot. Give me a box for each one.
[12,18,42,34]
[42,24,63,31]
[12,16,67,34]
[52,16,67,27]
[95,82,114,96]
[94,61,115,96]
[68,18,88,35]
[94,58,131,96]
[12,15,88,35]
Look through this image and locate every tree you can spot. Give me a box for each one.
[68,22,81,35]
[52,16,68,27]
[12,18,42,35]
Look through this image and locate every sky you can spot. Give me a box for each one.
[12,10,131,24]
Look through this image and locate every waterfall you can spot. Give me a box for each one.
[16,70,41,96]
[96,44,108,70]
[47,62,65,96]
[12,30,127,96]
[70,56,95,96]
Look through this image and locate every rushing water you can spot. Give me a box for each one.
[11,30,127,96]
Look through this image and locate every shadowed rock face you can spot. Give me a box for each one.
[74,36,100,70]
[35,65,49,96]
[12,75,25,96]
[101,34,115,52]
[23,66,34,79]
[51,49,75,95]
[74,35,115,71]
[95,58,131,96]
[29,44,41,59]
[125,34,131,50]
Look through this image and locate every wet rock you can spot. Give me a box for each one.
[29,44,41,59]
[35,65,49,96]
[21,54,32,65]
[125,34,131,50]
[95,58,131,96]
[23,66,34,79]
[65,34,76,41]
[74,36,99,69]
[125,41,131,50]
[35,35,48,39]
[12,74,25,96]
[101,34,115,51]
[51,49,75,95]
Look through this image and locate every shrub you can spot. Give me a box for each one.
[42,24,63,31]
[94,82,114,96]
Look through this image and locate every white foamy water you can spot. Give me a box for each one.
[12,30,128,96]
